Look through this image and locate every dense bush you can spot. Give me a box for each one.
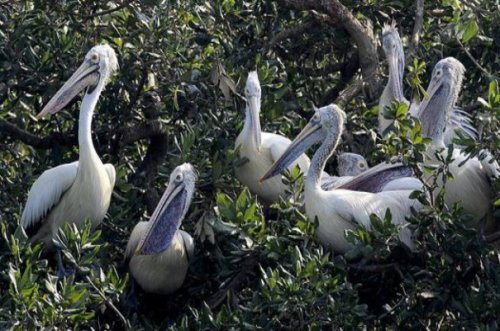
[0,0,498,329]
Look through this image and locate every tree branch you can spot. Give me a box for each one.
[408,0,424,60]
[0,118,76,149]
[84,0,136,19]
[456,37,499,80]
[278,0,381,101]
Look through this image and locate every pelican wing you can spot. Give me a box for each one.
[21,161,78,236]
[336,162,414,193]
[320,175,354,191]
[124,221,148,262]
[444,106,477,143]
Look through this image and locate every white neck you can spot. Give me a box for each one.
[78,84,103,166]
[241,103,262,150]
[305,129,341,191]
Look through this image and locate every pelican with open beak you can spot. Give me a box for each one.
[262,105,421,253]
[125,163,196,295]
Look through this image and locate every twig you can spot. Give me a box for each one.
[264,21,315,51]
[85,275,131,330]
[408,0,424,60]
[485,230,500,243]
[456,37,499,80]
[84,0,136,19]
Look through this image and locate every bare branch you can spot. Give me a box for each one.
[0,118,76,149]
[264,21,316,51]
[334,78,363,109]
[277,0,381,101]
[408,0,425,60]
[456,37,500,80]
[84,0,136,19]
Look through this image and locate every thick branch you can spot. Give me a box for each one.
[278,0,381,101]
[408,0,425,60]
[334,78,363,109]
[0,118,76,149]
[265,21,315,51]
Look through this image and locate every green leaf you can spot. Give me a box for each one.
[462,19,478,43]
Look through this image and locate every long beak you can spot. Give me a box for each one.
[36,61,100,119]
[135,181,189,255]
[387,54,404,101]
[417,77,449,136]
[260,120,322,182]
[247,95,262,150]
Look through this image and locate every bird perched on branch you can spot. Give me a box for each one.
[235,71,311,204]
[125,163,196,295]
[417,57,499,231]
[262,104,422,253]
[21,45,118,251]
[379,22,476,144]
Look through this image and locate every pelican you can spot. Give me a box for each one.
[379,22,477,144]
[319,152,368,189]
[337,152,369,177]
[125,163,195,295]
[262,105,422,253]
[321,152,422,192]
[235,71,310,204]
[21,45,118,248]
[417,57,499,230]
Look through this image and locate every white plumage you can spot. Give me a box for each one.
[262,105,422,253]
[125,163,196,295]
[379,22,476,144]
[235,71,310,204]
[20,44,118,247]
[417,57,499,229]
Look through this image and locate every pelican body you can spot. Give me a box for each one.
[417,57,499,229]
[21,45,118,248]
[235,71,310,204]
[262,105,422,253]
[125,163,196,295]
[379,22,476,144]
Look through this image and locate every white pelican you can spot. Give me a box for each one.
[125,163,195,295]
[337,152,369,177]
[321,152,422,192]
[417,57,499,230]
[379,22,477,144]
[262,105,422,253]
[235,71,310,204]
[21,45,118,248]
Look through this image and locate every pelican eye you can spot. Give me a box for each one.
[435,69,442,77]
[312,113,320,121]
[90,53,99,63]
[358,162,367,169]
[175,173,183,182]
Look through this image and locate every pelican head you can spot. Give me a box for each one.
[382,21,405,99]
[245,71,262,148]
[261,104,345,181]
[338,152,368,176]
[418,57,465,144]
[37,44,118,118]
[135,163,197,256]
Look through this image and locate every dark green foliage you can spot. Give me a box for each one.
[0,0,499,329]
